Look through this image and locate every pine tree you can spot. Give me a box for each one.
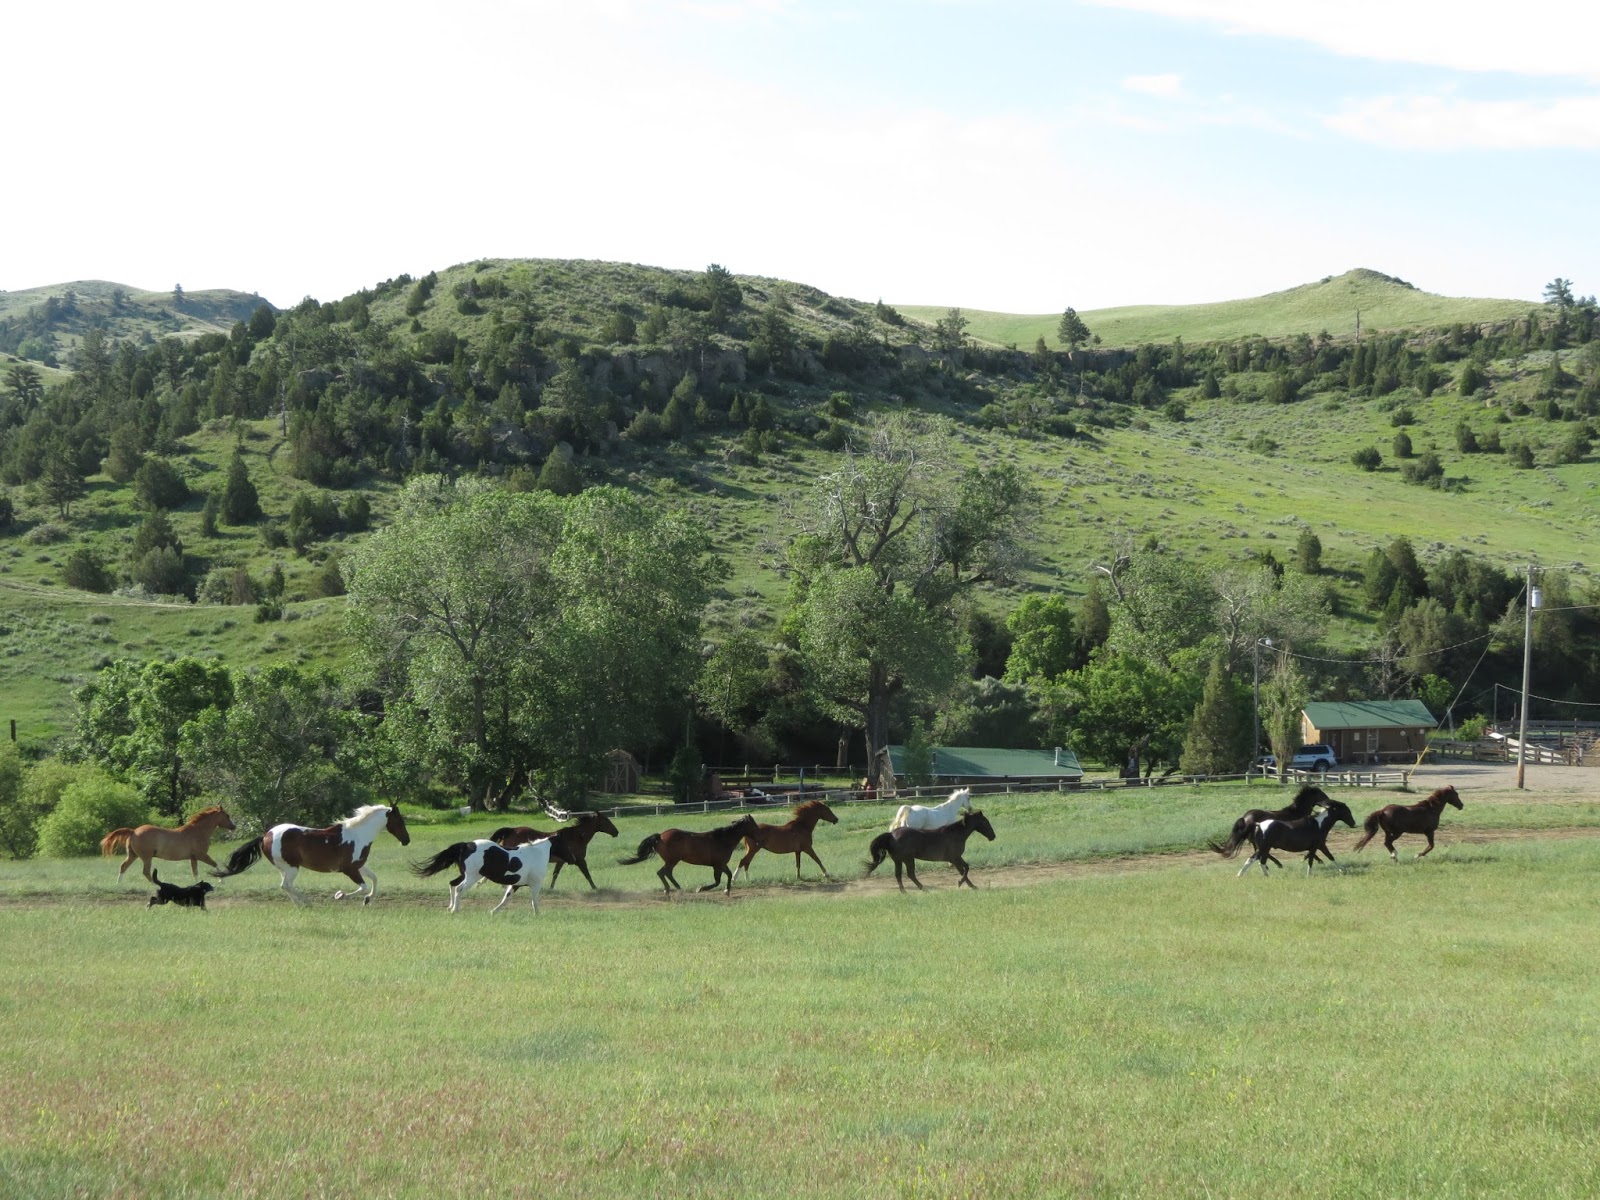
[1294,529,1322,574]
[1179,658,1252,775]
[1057,307,1090,354]
[537,452,583,496]
[221,449,262,524]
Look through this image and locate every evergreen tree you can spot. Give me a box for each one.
[134,457,189,510]
[41,445,86,518]
[1392,430,1413,459]
[221,449,262,524]
[1179,657,1253,775]
[537,452,584,496]
[1057,307,1090,354]
[1362,548,1399,611]
[1294,530,1322,574]
[63,548,115,593]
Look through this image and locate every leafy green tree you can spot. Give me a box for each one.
[181,665,367,832]
[1057,307,1090,354]
[221,448,262,524]
[899,719,936,787]
[537,451,584,495]
[934,676,1042,749]
[933,307,969,355]
[0,742,38,859]
[1179,657,1253,776]
[0,491,13,530]
[5,363,44,408]
[1458,362,1485,395]
[787,414,1034,783]
[1050,651,1200,776]
[41,445,86,518]
[541,359,608,450]
[702,264,743,329]
[36,772,150,857]
[68,658,234,814]
[1260,649,1310,781]
[1544,278,1575,311]
[1103,549,1218,670]
[104,425,145,483]
[1004,594,1078,682]
[1362,548,1399,612]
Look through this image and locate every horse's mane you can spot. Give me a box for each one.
[711,815,756,837]
[1292,784,1330,806]
[187,806,227,822]
[793,799,830,817]
[1423,785,1460,808]
[340,804,390,830]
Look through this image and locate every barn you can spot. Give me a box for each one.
[886,745,1084,786]
[1300,699,1437,764]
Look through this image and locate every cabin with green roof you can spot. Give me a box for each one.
[886,745,1083,786]
[1300,700,1437,764]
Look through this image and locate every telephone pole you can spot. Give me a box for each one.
[1516,565,1540,790]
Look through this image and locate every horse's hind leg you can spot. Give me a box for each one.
[657,865,676,894]
[118,850,137,880]
[736,841,758,879]
[905,862,924,890]
[490,885,517,914]
[140,854,155,883]
[278,866,308,905]
[546,861,563,891]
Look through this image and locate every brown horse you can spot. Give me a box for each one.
[1209,785,1330,861]
[1353,785,1463,860]
[214,805,411,905]
[490,811,620,890]
[618,814,758,895]
[100,806,236,882]
[864,810,997,891]
[735,799,838,881]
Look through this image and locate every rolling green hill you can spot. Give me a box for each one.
[1,259,1594,747]
[899,269,1537,349]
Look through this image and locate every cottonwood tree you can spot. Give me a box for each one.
[1049,650,1200,777]
[786,413,1035,784]
[347,477,718,808]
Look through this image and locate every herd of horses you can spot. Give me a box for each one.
[97,782,1466,912]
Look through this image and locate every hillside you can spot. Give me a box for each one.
[899,269,1537,350]
[1,258,1595,749]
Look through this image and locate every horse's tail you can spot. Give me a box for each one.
[100,829,134,856]
[863,832,894,875]
[618,833,662,866]
[1351,811,1382,852]
[214,838,263,879]
[410,842,473,878]
[1209,818,1249,858]
[889,806,911,831]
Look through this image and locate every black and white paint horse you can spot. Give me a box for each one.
[411,837,554,913]
[1240,798,1356,877]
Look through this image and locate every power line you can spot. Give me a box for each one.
[1271,632,1492,666]
[1494,681,1600,709]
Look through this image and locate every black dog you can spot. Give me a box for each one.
[147,870,215,909]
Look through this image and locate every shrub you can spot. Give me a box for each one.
[1246,433,1278,455]
[131,546,189,596]
[1390,407,1416,427]
[0,742,38,859]
[26,522,67,545]
[1457,714,1489,741]
[134,457,190,510]
[342,494,371,532]
[35,773,151,857]
[1510,442,1536,469]
[1401,452,1444,487]
[1392,430,1413,458]
[1555,429,1592,464]
[63,548,115,593]
[1351,447,1382,471]
[1458,363,1485,395]
[1162,398,1187,422]
[1455,423,1479,453]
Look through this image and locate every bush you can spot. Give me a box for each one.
[1162,398,1187,422]
[1455,423,1479,453]
[131,546,189,596]
[134,457,190,510]
[35,773,151,857]
[63,548,115,593]
[1392,430,1413,458]
[1510,442,1536,469]
[1351,446,1382,471]
[1457,715,1489,741]
[1401,452,1444,487]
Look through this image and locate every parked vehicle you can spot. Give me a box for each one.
[1256,745,1339,772]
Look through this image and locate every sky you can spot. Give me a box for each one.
[6,0,1597,313]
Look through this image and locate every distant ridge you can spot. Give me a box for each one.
[0,280,270,367]
[896,269,1537,350]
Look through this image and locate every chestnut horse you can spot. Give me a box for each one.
[1209,784,1330,861]
[1353,785,1463,860]
[100,806,236,882]
[1239,798,1355,877]
[215,804,410,905]
[864,809,996,891]
[735,799,838,881]
[490,809,620,890]
[618,814,758,895]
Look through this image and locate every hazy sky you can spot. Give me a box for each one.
[7,0,1596,312]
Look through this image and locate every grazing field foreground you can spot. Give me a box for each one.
[2,775,1598,1198]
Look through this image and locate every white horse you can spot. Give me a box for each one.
[410,837,553,913]
[889,788,972,831]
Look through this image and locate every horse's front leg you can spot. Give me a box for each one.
[1417,831,1436,859]
[804,846,829,879]
[954,857,975,888]
[573,858,600,890]
[490,885,517,914]
[189,857,200,878]
[334,866,372,903]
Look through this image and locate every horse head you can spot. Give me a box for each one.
[1325,799,1356,828]
[965,810,997,841]
[1439,786,1464,810]
[797,799,838,824]
[587,812,620,838]
[951,788,972,812]
[385,804,412,846]
[218,808,237,833]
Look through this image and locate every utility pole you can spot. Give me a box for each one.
[1517,565,1540,790]
[1252,637,1272,782]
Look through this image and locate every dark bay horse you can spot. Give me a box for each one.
[100,806,236,882]
[618,814,758,895]
[864,810,996,891]
[1240,798,1355,877]
[1210,785,1330,861]
[215,805,411,904]
[736,799,838,881]
[1353,785,1463,860]
[491,810,620,890]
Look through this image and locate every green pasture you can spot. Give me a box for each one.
[898,269,1536,350]
[2,785,1597,1197]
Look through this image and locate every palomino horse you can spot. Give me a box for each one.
[865,810,996,891]
[735,799,838,880]
[100,806,236,882]
[1352,785,1463,860]
[215,805,410,904]
[618,814,758,895]
[1239,798,1355,877]
[412,837,554,913]
[889,788,971,832]
[1209,785,1330,862]
[491,805,620,890]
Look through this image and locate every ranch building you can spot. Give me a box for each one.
[1299,699,1437,764]
[885,745,1084,787]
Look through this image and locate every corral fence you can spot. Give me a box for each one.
[1433,722,1598,767]
[561,767,1410,821]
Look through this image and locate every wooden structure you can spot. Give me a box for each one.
[1300,700,1436,764]
[885,745,1084,786]
[601,749,642,794]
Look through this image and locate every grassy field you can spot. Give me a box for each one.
[899,269,1537,350]
[2,778,1598,1197]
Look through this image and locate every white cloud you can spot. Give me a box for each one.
[1123,73,1184,98]
[1327,94,1600,150]
[1083,0,1600,81]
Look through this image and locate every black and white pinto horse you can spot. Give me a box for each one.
[411,837,554,913]
[1240,798,1356,877]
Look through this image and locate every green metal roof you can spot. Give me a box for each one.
[1303,700,1437,730]
[887,745,1083,778]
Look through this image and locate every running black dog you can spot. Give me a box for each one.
[147,870,215,909]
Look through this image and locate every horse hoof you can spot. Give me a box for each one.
[334,890,345,899]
